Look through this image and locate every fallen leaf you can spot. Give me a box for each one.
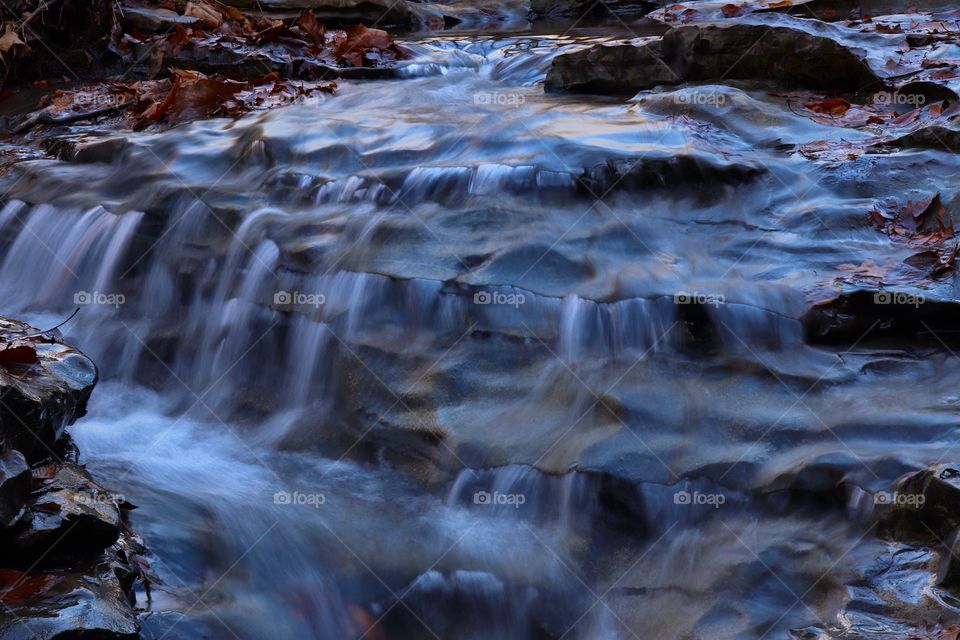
[296,10,325,48]
[0,569,60,602]
[31,463,57,481]
[0,30,24,53]
[869,193,955,246]
[184,1,223,29]
[805,97,851,115]
[721,4,742,17]
[0,342,38,368]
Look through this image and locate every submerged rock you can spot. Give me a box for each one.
[886,125,960,152]
[546,23,884,94]
[804,291,960,345]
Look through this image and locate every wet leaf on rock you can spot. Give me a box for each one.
[904,242,959,277]
[334,25,393,66]
[31,463,58,481]
[0,341,39,368]
[0,569,60,602]
[869,193,955,246]
[805,97,851,115]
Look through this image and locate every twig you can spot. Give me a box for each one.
[23,307,79,338]
[12,101,133,134]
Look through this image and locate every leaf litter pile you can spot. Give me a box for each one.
[2,0,406,132]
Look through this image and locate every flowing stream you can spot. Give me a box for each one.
[3,19,960,640]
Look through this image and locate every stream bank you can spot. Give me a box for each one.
[0,316,146,640]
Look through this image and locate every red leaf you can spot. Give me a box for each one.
[0,343,38,368]
[805,98,851,115]
[0,569,60,602]
[721,4,742,17]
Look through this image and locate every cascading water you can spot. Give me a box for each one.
[3,21,960,640]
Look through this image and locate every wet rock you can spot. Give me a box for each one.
[893,81,959,112]
[0,317,97,462]
[878,463,960,542]
[578,154,767,194]
[885,125,960,152]
[0,450,30,529]
[531,0,655,17]
[546,23,884,94]
[219,0,415,26]
[804,291,960,345]
[0,555,140,640]
[937,528,960,589]
[14,464,122,559]
[546,39,677,95]
[120,6,199,33]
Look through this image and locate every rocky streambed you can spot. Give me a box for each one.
[7,0,960,638]
[0,317,145,640]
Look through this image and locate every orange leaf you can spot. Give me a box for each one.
[0,569,60,602]
[805,98,851,115]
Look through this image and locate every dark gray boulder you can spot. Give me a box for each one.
[878,464,960,542]
[0,318,97,463]
[15,464,122,559]
[546,23,885,94]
